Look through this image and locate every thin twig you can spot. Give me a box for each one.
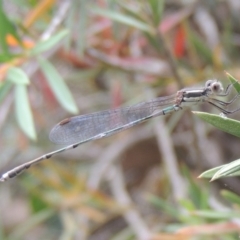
[156,32,184,88]
[154,117,187,200]
[109,165,152,240]
[87,125,155,189]
[41,0,71,41]
[23,0,71,76]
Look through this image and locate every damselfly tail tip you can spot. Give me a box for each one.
[0,173,8,182]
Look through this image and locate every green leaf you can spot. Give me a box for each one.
[182,166,208,209]
[0,81,12,103]
[199,164,240,179]
[15,85,36,140]
[179,199,195,211]
[146,194,180,218]
[144,31,163,53]
[30,193,49,213]
[188,31,213,64]
[149,0,165,26]
[225,71,240,93]
[193,111,240,138]
[194,111,240,180]
[31,30,68,55]
[0,3,22,55]
[7,67,30,85]
[92,8,155,34]
[116,1,149,23]
[0,53,16,62]
[192,210,240,219]
[221,190,240,205]
[38,57,78,114]
[211,159,240,181]
[198,165,226,178]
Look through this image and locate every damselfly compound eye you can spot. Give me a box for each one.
[205,79,223,94]
[205,79,216,88]
[211,82,223,94]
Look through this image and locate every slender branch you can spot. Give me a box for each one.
[87,125,155,189]
[109,165,152,240]
[154,117,187,200]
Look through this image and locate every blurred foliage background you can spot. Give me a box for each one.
[1,0,240,239]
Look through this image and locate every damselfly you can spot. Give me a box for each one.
[1,79,239,181]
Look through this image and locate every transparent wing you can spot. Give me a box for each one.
[49,94,176,145]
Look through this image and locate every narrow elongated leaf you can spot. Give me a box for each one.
[199,164,240,179]
[225,71,240,93]
[38,57,78,114]
[146,194,180,218]
[189,31,213,64]
[92,8,155,34]
[211,159,240,181]
[195,110,240,180]
[0,81,12,103]
[221,190,240,205]
[116,1,147,23]
[198,166,222,179]
[192,210,240,219]
[0,3,22,54]
[31,30,68,55]
[149,0,165,26]
[7,67,30,85]
[15,85,36,140]
[193,111,240,138]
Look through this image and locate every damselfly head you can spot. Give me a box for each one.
[205,79,223,95]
